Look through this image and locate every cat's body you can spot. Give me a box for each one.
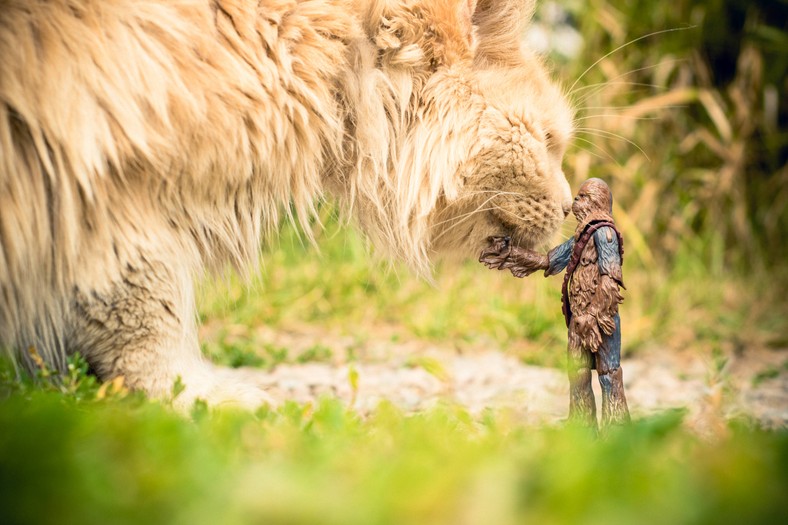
[0,0,573,407]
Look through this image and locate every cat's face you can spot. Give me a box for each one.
[373,0,573,260]
[427,60,574,256]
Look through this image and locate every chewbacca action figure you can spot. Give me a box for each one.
[480,178,630,426]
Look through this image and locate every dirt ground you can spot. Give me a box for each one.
[228,327,788,431]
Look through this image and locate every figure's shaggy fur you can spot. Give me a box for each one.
[0,0,573,407]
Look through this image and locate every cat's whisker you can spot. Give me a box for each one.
[571,58,688,107]
[571,81,665,99]
[432,204,497,230]
[438,189,529,205]
[570,144,607,161]
[431,190,509,231]
[577,104,688,113]
[574,114,660,123]
[459,190,528,199]
[491,208,537,226]
[568,28,694,95]
[431,206,499,243]
[575,127,650,160]
[571,136,619,165]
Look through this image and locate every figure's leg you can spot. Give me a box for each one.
[567,343,597,426]
[596,315,630,426]
[70,242,274,411]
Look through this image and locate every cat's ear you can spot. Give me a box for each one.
[472,0,536,67]
[458,0,478,47]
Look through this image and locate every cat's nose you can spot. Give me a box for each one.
[556,172,573,217]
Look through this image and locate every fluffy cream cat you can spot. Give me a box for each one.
[0,0,573,407]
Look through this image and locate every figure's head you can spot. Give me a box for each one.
[342,0,574,272]
[571,178,613,222]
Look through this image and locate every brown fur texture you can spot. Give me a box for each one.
[567,180,623,351]
[0,0,573,407]
[566,237,624,351]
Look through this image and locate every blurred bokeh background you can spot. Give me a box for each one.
[541,0,787,273]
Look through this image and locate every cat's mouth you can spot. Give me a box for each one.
[496,233,530,250]
[488,208,557,252]
[478,229,536,257]
[493,220,540,252]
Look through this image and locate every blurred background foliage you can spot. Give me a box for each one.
[549,0,787,271]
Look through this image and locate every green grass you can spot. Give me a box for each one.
[197,214,786,368]
[1,362,786,525]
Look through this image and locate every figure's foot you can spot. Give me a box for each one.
[567,406,598,429]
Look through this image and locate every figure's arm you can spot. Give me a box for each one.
[594,227,624,287]
[502,248,549,278]
[480,236,577,279]
[592,227,624,335]
[544,237,575,276]
[504,236,576,278]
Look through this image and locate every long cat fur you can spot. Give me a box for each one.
[0,0,573,407]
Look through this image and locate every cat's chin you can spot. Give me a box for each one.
[503,229,547,253]
[507,235,535,250]
[475,232,537,256]
[491,216,558,253]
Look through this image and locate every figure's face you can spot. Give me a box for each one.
[571,185,593,222]
[571,179,611,222]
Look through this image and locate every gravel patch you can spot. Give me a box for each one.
[230,330,788,429]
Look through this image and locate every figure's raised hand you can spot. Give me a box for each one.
[480,237,550,278]
[479,236,512,269]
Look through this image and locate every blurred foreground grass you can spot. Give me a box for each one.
[1,365,786,525]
